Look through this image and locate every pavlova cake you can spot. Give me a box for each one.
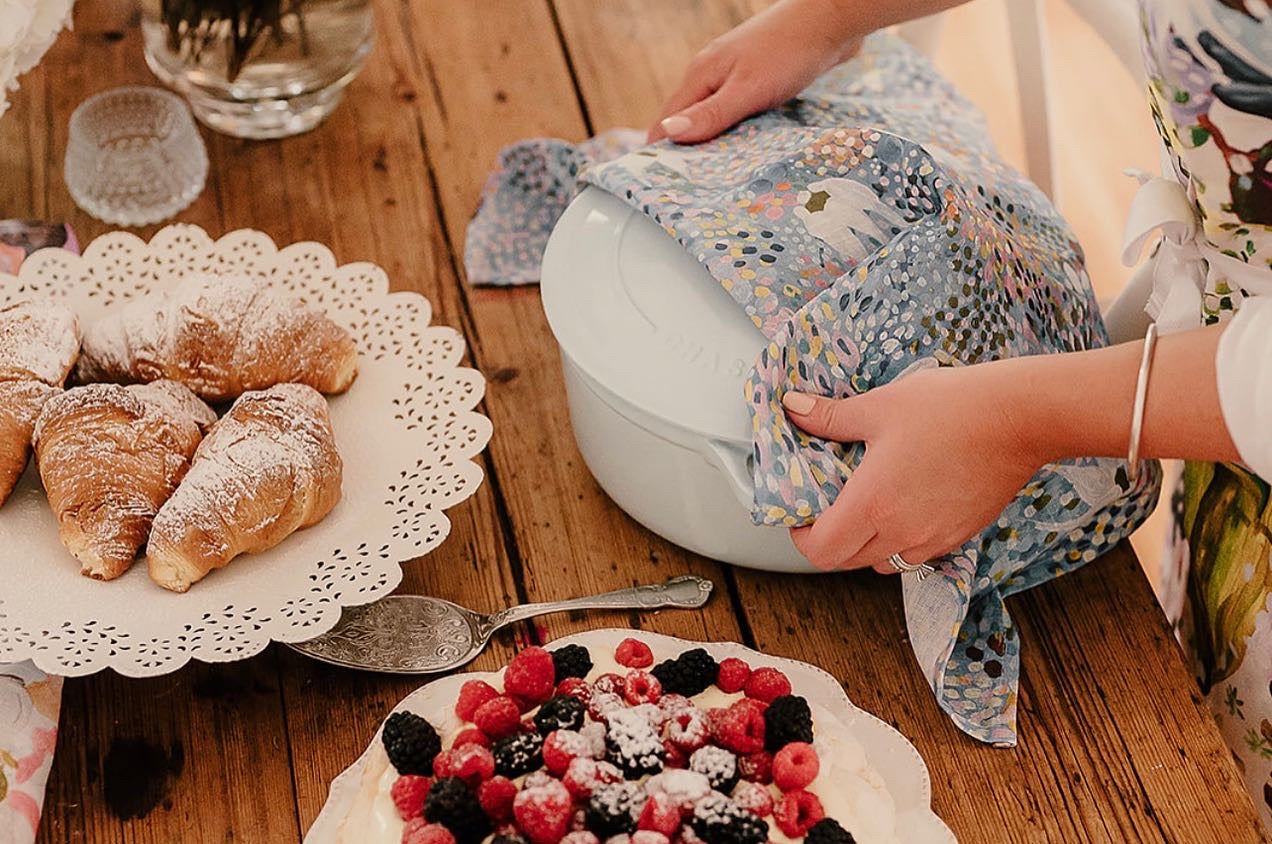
[335,636,899,844]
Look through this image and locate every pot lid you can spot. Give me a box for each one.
[541,186,766,445]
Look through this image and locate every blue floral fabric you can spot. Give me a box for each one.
[465,32,1161,745]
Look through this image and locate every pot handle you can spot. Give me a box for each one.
[705,439,758,512]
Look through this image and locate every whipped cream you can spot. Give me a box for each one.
[336,646,898,844]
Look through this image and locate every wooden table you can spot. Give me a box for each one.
[2,2,1265,842]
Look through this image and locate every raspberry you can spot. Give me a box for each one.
[644,769,712,811]
[391,775,432,821]
[623,670,662,705]
[772,742,819,791]
[715,658,752,694]
[542,729,594,776]
[632,834,670,844]
[657,694,692,718]
[744,667,792,703]
[450,744,495,787]
[555,677,593,706]
[550,644,593,681]
[562,757,622,799]
[383,712,443,776]
[666,707,710,752]
[593,673,626,696]
[473,696,522,740]
[774,790,825,838]
[456,680,500,722]
[711,699,766,755]
[615,638,654,668]
[478,776,518,822]
[805,819,858,844]
[661,739,687,769]
[452,728,490,749]
[505,647,557,704]
[731,781,773,817]
[586,690,624,723]
[401,819,456,844]
[737,751,772,785]
[561,834,600,844]
[579,722,607,758]
[763,696,813,752]
[513,779,573,844]
[637,793,682,837]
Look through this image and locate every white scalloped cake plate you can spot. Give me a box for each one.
[305,629,957,844]
[0,225,492,677]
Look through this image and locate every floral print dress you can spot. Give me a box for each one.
[1139,0,1272,828]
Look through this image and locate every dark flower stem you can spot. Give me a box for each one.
[161,0,308,83]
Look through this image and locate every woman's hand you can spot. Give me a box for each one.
[648,0,861,145]
[782,365,1045,573]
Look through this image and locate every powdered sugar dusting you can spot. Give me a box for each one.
[31,381,210,578]
[76,273,357,401]
[148,383,342,586]
[0,299,80,385]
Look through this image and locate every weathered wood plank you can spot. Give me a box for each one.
[405,0,743,647]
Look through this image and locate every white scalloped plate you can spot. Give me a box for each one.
[0,225,492,677]
[305,629,957,844]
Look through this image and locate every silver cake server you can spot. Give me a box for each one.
[287,575,714,673]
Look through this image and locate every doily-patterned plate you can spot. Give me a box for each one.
[0,225,492,677]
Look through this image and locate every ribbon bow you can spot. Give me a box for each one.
[1121,170,1271,335]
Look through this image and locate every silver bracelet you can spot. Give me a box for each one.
[1127,322,1159,484]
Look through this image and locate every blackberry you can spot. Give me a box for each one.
[423,777,490,844]
[492,730,544,778]
[605,709,664,779]
[550,643,593,680]
[688,745,738,793]
[585,782,643,837]
[380,710,441,776]
[650,648,718,697]
[763,694,814,752]
[534,694,585,734]
[689,794,768,844]
[805,819,858,844]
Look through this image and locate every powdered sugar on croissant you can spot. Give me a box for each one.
[76,273,358,402]
[0,299,80,508]
[33,381,214,580]
[0,299,80,385]
[147,383,342,593]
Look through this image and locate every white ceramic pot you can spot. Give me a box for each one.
[541,186,813,572]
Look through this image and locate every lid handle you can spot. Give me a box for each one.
[705,439,757,512]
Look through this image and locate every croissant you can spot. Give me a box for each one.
[147,383,342,593]
[0,300,81,385]
[0,300,80,507]
[75,273,358,402]
[32,381,216,580]
[0,380,60,503]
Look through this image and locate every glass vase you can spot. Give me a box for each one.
[140,0,373,140]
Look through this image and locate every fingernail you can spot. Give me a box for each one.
[782,392,816,415]
[660,115,691,137]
